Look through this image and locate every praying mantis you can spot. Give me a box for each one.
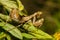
[9,8,44,27]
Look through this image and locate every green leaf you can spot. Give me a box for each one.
[23,21,53,39]
[0,0,18,9]
[22,33,36,39]
[0,21,23,39]
[0,14,12,22]
[6,34,11,40]
[36,29,53,39]
[16,0,24,11]
[30,32,53,40]
[0,32,11,40]
[0,32,6,39]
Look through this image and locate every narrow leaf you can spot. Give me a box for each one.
[16,0,24,11]
[22,33,36,39]
[0,21,23,39]
[0,13,12,22]
[23,21,53,39]
[6,34,11,40]
[0,0,18,8]
[0,32,6,39]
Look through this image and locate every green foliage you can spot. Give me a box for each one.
[0,21,23,39]
[22,33,36,39]
[23,21,53,39]
[0,0,60,40]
